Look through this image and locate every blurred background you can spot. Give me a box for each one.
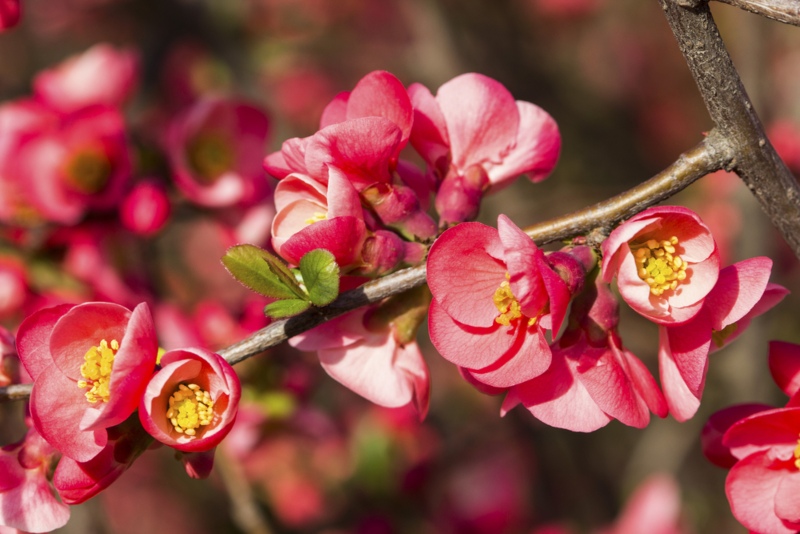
[1,0,800,532]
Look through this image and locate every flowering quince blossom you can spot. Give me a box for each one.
[701,341,800,534]
[657,258,785,421]
[167,96,271,208]
[503,263,668,431]
[32,44,139,114]
[428,215,571,388]
[408,72,561,223]
[16,302,158,462]
[139,347,241,454]
[601,205,720,326]
[0,428,70,533]
[0,0,20,31]
[289,301,430,419]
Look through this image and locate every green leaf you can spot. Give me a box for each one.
[222,244,306,300]
[299,249,340,307]
[264,299,311,319]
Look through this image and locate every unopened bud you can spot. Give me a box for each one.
[435,165,489,226]
[120,180,171,236]
[358,230,405,276]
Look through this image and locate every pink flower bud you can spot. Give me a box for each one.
[0,0,20,31]
[358,230,405,276]
[139,347,240,453]
[120,180,171,236]
[435,165,490,226]
[362,182,436,240]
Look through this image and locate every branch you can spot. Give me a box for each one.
[660,0,800,258]
[711,0,800,27]
[0,135,729,402]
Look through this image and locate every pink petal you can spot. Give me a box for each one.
[600,216,660,283]
[611,474,682,534]
[664,317,711,398]
[613,343,668,418]
[486,101,561,186]
[408,82,450,171]
[616,245,668,319]
[280,215,366,268]
[702,403,772,468]
[0,468,71,533]
[665,246,719,309]
[346,71,413,149]
[319,91,349,128]
[704,257,773,331]
[726,452,800,534]
[468,325,551,387]
[326,165,363,219]
[770,341,800,398]
[658,329,700,422]
[426,222,507,327]
[538,253,571,335]
[428,298,519,370]
[723,407,800,462]
[502,353,612,432]
[435,73,519,172]
[290,308,368,351]
[15,303,74,382]
[497,214,548,317]
[273,173,327,213]
[775,470,800,524]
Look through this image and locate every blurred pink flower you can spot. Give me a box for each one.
[167,96,271,207]
[0,429,70,533]
[0,257,27,319]
[139,347,240,453]
[0,0,20,31]
[428,215,570,388]
[33,44,139,114]
[597,474,686,534]
[16,302,158,461]
[602,206,720,325]
[658,258,783,421]
[120,180,171,236]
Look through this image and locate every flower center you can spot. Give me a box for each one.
[167,383,215,437]
[631,236,688,296]
[492,278,536,327]
[304,211,327,225]
[187,133,234,184]
[77,339,119,403]
[794,437,800,470]
[63,147,112,195]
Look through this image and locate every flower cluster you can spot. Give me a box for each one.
[427,206,783,431]
[1,301,240,532]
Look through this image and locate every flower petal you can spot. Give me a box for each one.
[16,303,74,382]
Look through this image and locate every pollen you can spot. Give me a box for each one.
[492,276,536,327]
[794,437,800,470]
[77,339,119,403]
[166,383,215,437]
[304,211,328,225]
[631,236,688,296]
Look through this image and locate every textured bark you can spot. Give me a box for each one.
[713,0,800,26]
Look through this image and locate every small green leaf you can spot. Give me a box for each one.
[264,299,311,319]
[299,249,340,307]
[222,244,306,299]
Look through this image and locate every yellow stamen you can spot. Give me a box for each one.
[492,275,537,327]
[166,382,215,437]
[304,211,327,225]
[77,339,120,403]
[794,438,800,470]
[631,235,689,296]
[187,133,234,184]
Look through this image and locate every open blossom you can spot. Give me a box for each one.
[702,342,800,534]
[602,206,720,325]
[139,347,240,453]
[658,257,785,421]
[0,429,70,533]
[503,263,667,431]
[167,96,271,208]
[289,299,430,419]
[428,215,570,388]
[409,73,560,223]
[33,44,139,114]
[16,302,158,462]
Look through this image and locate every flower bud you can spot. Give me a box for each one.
[120,180,171,236]
[434,165,489,226]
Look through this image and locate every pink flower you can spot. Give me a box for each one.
[119,179,171,236]
[428,215,570,388]
[0,100,132,225]
[409,73,560,223]
[139,347,240,453]
[0,429,70,533]
[167,96,271,207]
[271,166,367,268]
[16,302,159,462]
[658,257,785,421]
[0,0,20,31]
[33,44,139,114]
[0,256,27,319]
[503,266,667,431]
[597,474,687,534]
[290,303,430,419]
[601,206,720,325]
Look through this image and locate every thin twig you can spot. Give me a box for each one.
[0,136,729,402]
[711,0,800,27]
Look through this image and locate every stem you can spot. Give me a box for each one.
[711,0,800,26]
[660,0,800,258]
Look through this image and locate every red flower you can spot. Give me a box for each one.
[16,302,158,462]
[139,347,240,453]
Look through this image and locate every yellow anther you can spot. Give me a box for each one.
[166,383,215,437]
[78,339,120,403]
[304,212,328,225]
[492,277,537,327]
[794,438,800,470]
[630,236,689,296]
